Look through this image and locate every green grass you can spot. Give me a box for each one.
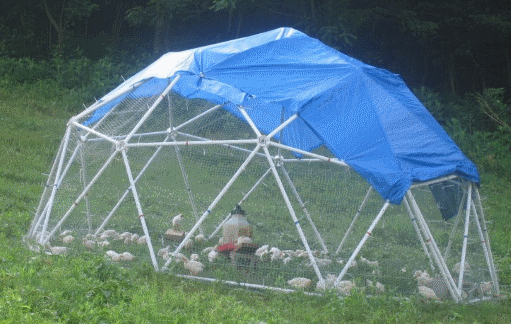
[1,83,511,323]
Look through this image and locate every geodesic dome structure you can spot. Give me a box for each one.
[28,27,499,302]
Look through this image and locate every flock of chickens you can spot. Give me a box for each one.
[35,215,493,301]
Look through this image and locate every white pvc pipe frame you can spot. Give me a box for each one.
[32,76,500,300]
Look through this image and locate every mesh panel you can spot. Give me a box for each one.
[29,82,497,301]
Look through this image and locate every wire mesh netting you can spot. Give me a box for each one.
[28,84,498,302]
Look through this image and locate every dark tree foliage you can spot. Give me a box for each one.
[0,0,510,96]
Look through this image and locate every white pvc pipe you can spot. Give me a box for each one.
[238,107,262,137]
[177,132,266,158]
[79,144,92,233]
[42,150,118,245]
[128,138,258,148]
[267,114,298,139]
[172,137,204,236]
[125,75,181,143]
[163,144,262,269]
[335,186,373,255]
[94,134,172,235]
[173,104,223,132]
[121,150,159,271]
[473,187,499,295]
[443,189,467,260]
[29,134,66,237]
[458,183,473,294]
[406,191,461,302]
[39,126,72,244]
[86,130,168,143]
[409,175,458,189]
[403,197,435,271]
[262,145,324,284]
[280,165,328,253]
[334,201,390,286]
[71,121,119,145]
[270,142,348,167]
[471,200,498,296]
[74,80,144,121]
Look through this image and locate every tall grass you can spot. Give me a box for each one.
[0,58,510,322]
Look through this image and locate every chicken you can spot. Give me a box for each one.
[121,252,136,262]
[48,246,68,255]
[59,230,73,238]
[413,270,432,286]
[270,247,284,261]
[131,234,139,244]
[287,277,312,289]
[255,245,269,257]
[283,256,293,265]
[452,262,470,273]
[295,250,308,258]
[172,213,183,230]
[97,240,110,248]
[367,280,384,293]
[360,256,379,267]
[184,260,204,275]
[158,246,171,257]
[190,254,200,261]
[337,280,356,296]
[195,234,206,242]
[308,258,332,267]
[105,250,120,261]
[201,246,216,254]
[316,274,337,291]
[62,235,74,244]
[118,232,132,241]
[237,236,253,245]
[208,249,219,263]
[82,239,95,250]
[418,285,440,301]
[183,238,193,249]
[137,235,147,245]
[283,250,296,257]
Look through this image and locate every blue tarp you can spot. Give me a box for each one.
[85,27,479,204]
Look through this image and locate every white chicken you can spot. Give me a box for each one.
[360,256,379,267]
[208,249,219,263]
[195,234,206,242]
[59,230,73,238]
[184,260,204,275]
[283,256,293,265]
[182,238,193,249]
[121,252,136,262]
[287,277,312,289]
[158,246,171,257]
[201,246,216,254]
[82,239,95,250]
[48,246,68,255]
[105,250,121,261]
[97,240,110,248]
[137,235,147,245]
[337,280,356,295]
[190,254,200,261]
[270,247,284,261]
[62,235,74,244]
[418,285,440,301]
[118,232,132,241]
[172,213,183,230]
[255,245,269,256]
[452,262,470,273]
[316,274,337,291]
[413,270,432,286]
[130,234,139,244]
[237,236,253,245]
[308,258,332,267]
